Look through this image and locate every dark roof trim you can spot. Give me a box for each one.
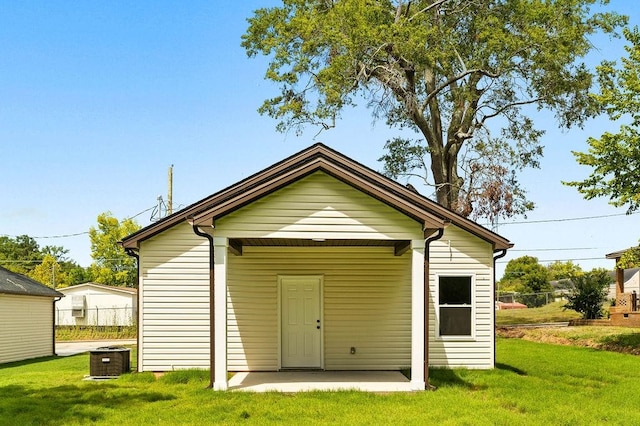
[121,143,512,250]
[606,247,638,260]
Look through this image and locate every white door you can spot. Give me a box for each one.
[280,276,322,369]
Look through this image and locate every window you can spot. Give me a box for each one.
[438,276,473,337]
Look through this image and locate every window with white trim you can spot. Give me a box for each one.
[438,276,473,337]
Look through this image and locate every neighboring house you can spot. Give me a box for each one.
[121,143,513,391]
[0,266,63,363]
[55,282,137,327]
[606,268,640,301]
[607,249,640,326]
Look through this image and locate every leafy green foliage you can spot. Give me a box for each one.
[547,260,584,281]
[618,242,640,269]
[565,27,640,212]
[499,255,552,295]
[88,212,141,287]
[564,269,612,319]
[243,0,626,218]
[0,235,43,274]
[0,235,87,287]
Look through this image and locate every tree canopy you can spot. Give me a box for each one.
[499,255,552,294]
[565,27,640,213]
[88,212,141,287]
[0,235,88,288]
[243,0,626,221]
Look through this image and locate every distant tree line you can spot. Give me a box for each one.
[498,256,612,319]
[1,212,140,288]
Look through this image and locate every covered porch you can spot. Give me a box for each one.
[228,370,413,392]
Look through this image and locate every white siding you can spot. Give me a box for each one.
[138,222,210,371]
[0,294,55,363]
[215,171,420,240]
[428,225,494,368]
[138,170,497,372]
[55,286,136,326]
[227,246,412,371]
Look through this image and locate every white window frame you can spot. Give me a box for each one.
[435,274,476,341]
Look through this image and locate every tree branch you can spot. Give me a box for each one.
[421,68,499,113]
[408,0,450,22]
[479,97,544,124]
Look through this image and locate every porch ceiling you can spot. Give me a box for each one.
[228,238,412,256]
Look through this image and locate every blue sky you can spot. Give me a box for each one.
[1,1,638,278]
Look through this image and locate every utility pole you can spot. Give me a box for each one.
[168,165,173,215]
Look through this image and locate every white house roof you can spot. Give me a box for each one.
[57,282,137,295]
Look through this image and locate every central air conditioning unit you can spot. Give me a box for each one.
[71,295,86,318]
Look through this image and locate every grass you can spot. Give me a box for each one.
[496,301,582,325]
[56,326,137,341]
[2,339,640,425]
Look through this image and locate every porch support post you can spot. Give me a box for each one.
[213,237,228,391]
[410,239,426,391]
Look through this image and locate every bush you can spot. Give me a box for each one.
[564,269,612,319]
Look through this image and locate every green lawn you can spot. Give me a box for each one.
[496,301,582,325]
[1,339,640,425]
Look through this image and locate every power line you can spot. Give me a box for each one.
[496,256,607,264]
[509,247,598,252]
[497,210,639,226]
[1,205,156,240]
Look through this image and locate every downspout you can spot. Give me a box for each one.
[424,227,445,390]
[125,248,140,371]
[53,296,62,356]
[492,249,508,367]
[192,224,215,389]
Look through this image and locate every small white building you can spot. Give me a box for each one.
[0,266,63,363]
[55,283,137,327]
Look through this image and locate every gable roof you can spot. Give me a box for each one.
[121,143,512,251]
[57,282,138,295]
[0,266,63,298]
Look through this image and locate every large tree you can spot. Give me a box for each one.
[88,212,141,287]
[565,27,640,213]
[499,255,551,294]
[242,0,626,220]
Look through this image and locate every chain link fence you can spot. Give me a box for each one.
[55,306,135,327]
[497,291,564,308]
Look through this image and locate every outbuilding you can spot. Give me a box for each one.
[0,266,63,363]
[121,143,512,390]
[55,282,137,327]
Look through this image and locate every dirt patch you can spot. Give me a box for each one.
[496,326,640,355]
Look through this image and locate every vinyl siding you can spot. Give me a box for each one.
[0,294,54,363]
[215,171,420,240]
[217,171,421,370]
[428,225,495,368]
[138,171,497,372]
[138,222,210,371]
[227,246,412,371]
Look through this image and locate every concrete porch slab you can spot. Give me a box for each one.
[228,371,415,392]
